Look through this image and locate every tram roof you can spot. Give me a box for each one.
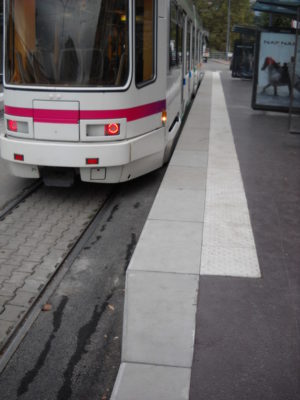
[232,25,257,35]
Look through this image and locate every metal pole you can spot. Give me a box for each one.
[226,0,231,60]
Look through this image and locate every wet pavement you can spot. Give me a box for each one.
[190,64,300,400]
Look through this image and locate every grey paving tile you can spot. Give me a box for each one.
[21,279,45,294]
[111,363,191,400]
[0,264,14,277]
[123,271,199,367]
[15,246,33,257]
[170,150,208,168]
[0,320,14,348]
[9,291,36,307]
[18,261,40,274]
[149,188,206,223]
[177,135,209,151]
[0,304,27,322]
[181,123,209,139]
[5,255,26,267]
[160,165,207,191]
[30,266,56,282]
[0,295,11,313]
[129,220,203,274]
[4,271,31,286]
[0,282,18,297]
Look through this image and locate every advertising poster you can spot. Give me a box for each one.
[289,29,300,132]
[252,31,300,112]
[290,30,300,109]
[231,41,254,79]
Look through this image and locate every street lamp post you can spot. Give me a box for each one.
[226,0,231,60]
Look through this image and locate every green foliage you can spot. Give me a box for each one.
[255,12,292,29]
[196,0,254,52]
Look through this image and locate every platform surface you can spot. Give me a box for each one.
[112,64,300,399]
[190,67,300,400]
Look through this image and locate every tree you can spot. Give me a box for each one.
[196,0,254,52]
[255,12,292,29]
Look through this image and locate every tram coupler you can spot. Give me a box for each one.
[42,168,75,187]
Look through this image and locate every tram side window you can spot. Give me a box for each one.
[192,27,195,69]
[136,0,155,86]
[186,21,191,74]
[177,13,183,66]
[169,3,183,70]
[198,31,201,64]
[169,3,177,68]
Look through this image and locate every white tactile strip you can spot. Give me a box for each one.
[201,246,259,278]
[200,72,261,278]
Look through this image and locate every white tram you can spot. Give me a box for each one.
[1,0,206,184]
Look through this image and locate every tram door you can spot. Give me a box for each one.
[179,11,185,115]
[186,19,192,97]
[181,14,187,112]
[182,16,191,111]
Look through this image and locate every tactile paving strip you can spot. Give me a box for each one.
[200,72,261,278]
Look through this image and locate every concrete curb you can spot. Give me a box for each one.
[110,74,212,400]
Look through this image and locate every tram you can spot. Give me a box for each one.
[1,0,205,184]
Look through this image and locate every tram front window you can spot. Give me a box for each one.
[5,0,129,87]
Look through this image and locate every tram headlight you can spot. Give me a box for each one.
[105,123,120,136]
[8,119,18,132]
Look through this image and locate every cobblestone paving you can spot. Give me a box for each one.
[0,184,110,352]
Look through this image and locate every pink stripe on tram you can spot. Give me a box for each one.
[4,99,166,124]
[5,106,33,118]
[34,109,79,124]
[80,100,167,122]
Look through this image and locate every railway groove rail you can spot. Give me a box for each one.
[0,181,113,371]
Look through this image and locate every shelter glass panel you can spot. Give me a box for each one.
[252,31,298,112]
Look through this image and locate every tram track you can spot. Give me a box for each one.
[0,180,43,221]
[0,182,116,374]
[0,168,166,399]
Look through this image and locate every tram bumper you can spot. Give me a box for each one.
[0,127,165,183]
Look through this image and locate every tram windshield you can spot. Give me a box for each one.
[5,0,129,87]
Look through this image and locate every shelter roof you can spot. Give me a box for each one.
[232,25,257,35]
[257,0,300,7]
[252,1,298,16]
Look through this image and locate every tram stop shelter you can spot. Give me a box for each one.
[231,25,256,79]
[252,0,300,132]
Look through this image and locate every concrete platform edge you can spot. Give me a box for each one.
[110,73,212,399]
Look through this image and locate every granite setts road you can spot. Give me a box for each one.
[0,184,110,352]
